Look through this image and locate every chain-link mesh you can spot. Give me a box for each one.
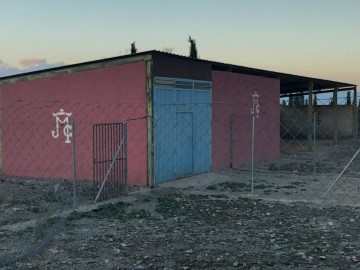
[1,95,360,269]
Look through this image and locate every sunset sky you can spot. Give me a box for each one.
[1,0,359,89]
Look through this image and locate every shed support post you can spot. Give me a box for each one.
[353,87,358,138]
[0,84,2,175]
[146,60,155,187]
[333,85,338,145]
[307,81,314,151]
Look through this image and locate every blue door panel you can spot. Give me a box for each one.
[154,89,174,182]
[176,90,193,112]
[175,112,193,177]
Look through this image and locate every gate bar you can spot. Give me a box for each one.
[94,133,126,203]
[323,147,360,199]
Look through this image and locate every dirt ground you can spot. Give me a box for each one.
[1,138,360,269]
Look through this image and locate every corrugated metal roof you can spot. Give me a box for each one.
[150,50,356,94]
[0,50,356,95]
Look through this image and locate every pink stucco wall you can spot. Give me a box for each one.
[212,71,280,171]
[0,61,147,186]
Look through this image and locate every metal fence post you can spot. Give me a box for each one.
[251,115,255,194]
[250,91,259,195]
[308,81,314,151]
[230,114,235,168]
[313,112,316,175]
[71,119,77,208]
[124,121,128,195]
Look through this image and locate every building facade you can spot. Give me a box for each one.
[1,51,351,187]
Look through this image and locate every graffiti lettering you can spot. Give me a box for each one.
[51,109,72,143]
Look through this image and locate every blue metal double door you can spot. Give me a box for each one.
[154,77,212,183]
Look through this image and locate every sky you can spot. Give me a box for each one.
[1,0,359,91]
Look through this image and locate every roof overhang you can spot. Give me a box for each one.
[209,61,356,96]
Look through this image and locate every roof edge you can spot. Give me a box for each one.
[0,51,154,84]
[0,50,356,91]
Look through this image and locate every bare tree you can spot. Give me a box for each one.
[131,42,137,54]
[188,36,198,59]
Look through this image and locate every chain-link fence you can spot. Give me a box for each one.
[277,93,359,206]
[1,95,360,268]
[0,99,149,267]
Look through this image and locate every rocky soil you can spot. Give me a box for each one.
[1,187,360,270]
[1,138,360,269]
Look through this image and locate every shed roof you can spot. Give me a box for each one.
[149,51,356,95]
[0,50,356,96]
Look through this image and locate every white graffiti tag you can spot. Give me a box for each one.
[51,109,72,143]
[251,91,260,118]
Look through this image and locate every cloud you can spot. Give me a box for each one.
[19,58,47,67]
[0,59,65,78]
[22,61,65,73]
[0,60,20,77]
[163,47,175,53]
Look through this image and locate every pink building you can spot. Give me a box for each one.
[212,71,279,170]
[0,51,354,191]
